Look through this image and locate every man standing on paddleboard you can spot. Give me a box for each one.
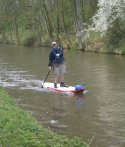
[48,41,67,88]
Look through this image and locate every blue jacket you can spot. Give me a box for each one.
[48,47,64,67]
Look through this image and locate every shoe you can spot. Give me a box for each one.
[60,82,65,87]
[54,83,57,88]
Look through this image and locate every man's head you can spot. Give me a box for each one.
[51,41,57,48]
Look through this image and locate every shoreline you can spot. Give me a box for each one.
[0,39,125,55]
[0,88,89,146]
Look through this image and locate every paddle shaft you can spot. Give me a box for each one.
[41,69,51,88]
[41,60,55,88]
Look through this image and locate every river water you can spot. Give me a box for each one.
[0,44,125,147]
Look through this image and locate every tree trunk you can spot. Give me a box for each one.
[38,12,47,42]
[0,26,7,43]
[61,0,71,49]
[43,2,53,40]
[56,0,60,34]
[9,25,13,41]
[73,0,86,50]
[34,18,42,43]
[13,16,20,45]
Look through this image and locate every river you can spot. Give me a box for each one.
[0,44,125,147]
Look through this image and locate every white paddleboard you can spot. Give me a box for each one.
[42,82,85,93]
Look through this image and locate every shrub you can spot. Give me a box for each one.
[22,33,37,46]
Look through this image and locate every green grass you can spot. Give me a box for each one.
[0,88,89,147]
[21,32,37,46]
[120,47,125,55]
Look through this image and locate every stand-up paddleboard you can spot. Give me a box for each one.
[42,82,85,93]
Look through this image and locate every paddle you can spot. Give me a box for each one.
[41,69,51,88]
[41,61,55,88]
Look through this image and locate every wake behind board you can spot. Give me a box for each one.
[42,82,85,93]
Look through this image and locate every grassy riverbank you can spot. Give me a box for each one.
[0,88,89,147]
[1,30,125,55]
[86,32,125,55]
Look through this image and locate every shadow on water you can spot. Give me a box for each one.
[39,93,86,134]
[74,93,85,109]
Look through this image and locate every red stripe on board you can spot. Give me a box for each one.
[48,87,84,93]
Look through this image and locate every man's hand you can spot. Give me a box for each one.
[49,67,52,70]
[56,54,60,57]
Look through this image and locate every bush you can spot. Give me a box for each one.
[22,33,37,46]
[121,47,125,55]
[106,19,125,48]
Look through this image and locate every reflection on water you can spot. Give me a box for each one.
[74,93,85,108]
[0,45,125,147]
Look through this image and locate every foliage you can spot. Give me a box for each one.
[0,0,98,49]
[104,18,125,54]
[89,0,125,53]
[22,32,37,46]
[92,0,125,34]
[121,47,125,55]
[1,0,125,53]
[0,88,89,147]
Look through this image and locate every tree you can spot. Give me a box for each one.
[0,0,99,48]
[91,0,125,34]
